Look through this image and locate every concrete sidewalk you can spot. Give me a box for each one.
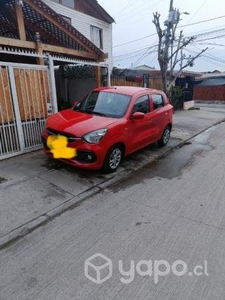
[0,109,224,249]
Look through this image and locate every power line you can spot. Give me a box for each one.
[114,33,156,48]
[115,0,136,17]
[186,0,209,23]
[113,15,225,48]
[179,15,225,28]
[114,49,157,62]
[114,44,157,58]
[197,34,225,42]
[196,42,225,47]
[186,47,225,64]
[193,27,225,39]
[133,47,152,66]
[118,0,162,21]
[113,13,225,68]
[114,26,225,60]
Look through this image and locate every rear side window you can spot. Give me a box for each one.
[152,94,164,109]
[133,95,150,114]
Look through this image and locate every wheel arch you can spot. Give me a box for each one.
[102,142,126,173]
[167,122,172,130]
[104,142,126,160]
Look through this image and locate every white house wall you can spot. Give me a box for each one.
[43,0,113,72]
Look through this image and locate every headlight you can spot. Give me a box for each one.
[83,129,108,144]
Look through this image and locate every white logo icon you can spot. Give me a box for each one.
[84,253,113,284]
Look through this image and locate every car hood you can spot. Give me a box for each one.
[46,109,118,137]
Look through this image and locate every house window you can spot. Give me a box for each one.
[152,94,164,109]
[51,0,75,9]
[90,26,103,49]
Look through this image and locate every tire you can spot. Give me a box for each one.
[158,125,171,147]
[102,144,123,173]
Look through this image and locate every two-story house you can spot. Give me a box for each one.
[42,0,115,107]
[43,0,114,72]
[0,0,114,159]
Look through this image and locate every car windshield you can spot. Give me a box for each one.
[74,91,131,118]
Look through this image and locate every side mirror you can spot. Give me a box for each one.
[131,112,145,120]
[73,101,79,107]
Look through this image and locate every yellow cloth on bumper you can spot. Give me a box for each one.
[47,135,77,159]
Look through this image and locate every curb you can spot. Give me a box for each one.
[1,118,225,250]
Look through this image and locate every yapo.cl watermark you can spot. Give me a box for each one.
[84,253,113,284]
[84,253,209,284]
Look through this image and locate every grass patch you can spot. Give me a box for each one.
[188,107,200,110]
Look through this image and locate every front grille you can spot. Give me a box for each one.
[46,128,80,142]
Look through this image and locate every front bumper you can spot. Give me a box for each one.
[41,131,105,170]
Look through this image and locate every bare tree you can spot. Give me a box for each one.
[152,6,208,98]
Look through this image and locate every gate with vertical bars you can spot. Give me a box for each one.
[0,50,109,160]
[0,62,51,160]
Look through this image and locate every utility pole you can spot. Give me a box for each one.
[153,0,207,98]
[164,0,174,69]
[166,0,189,72]
[167,0,176,71]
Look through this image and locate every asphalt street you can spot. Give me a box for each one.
[1,118,225,299]
[1,108,224,250]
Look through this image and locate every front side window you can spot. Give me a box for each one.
[74,91,131,118]
[133,95,150,114]
[90,26,103,49]
[152,94,164,109]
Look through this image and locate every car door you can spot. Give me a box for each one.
[149,93,168,141]
[127,94,156,153]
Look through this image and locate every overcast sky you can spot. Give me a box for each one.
[98,0,225,72]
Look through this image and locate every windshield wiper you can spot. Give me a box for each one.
[77,108,92,114]
[76,108,106,117]
[92,111,107,117]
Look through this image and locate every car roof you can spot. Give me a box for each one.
[93,86,164,96]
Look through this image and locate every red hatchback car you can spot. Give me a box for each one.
[42,86,173,172]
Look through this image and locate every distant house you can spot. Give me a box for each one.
[193,73,225,101]
[131,64,156,71]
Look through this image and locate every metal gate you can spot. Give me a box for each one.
[0,51,109,160]
[0,62,51,160]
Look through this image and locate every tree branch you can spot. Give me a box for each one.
[167,47,208,91]
[168,36,195,61]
